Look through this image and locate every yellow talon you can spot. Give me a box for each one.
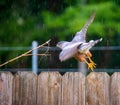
[84,58,96,71]
[88,57,96,64]
[88,62,96,71]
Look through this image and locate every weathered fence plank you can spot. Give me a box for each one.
[86,72,110,105]
[110,72,120,105]
[0,72,13,105]
[62,72,85,105]
[37,72,61,105]
[1,71,120,105]
[13,72,37,105]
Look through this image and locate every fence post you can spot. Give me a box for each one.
[32,41,38,74]
[78,62,87,75]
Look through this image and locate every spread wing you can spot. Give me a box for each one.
[56,41,70,49]
[59,42,81,61]
[72,12,95,43]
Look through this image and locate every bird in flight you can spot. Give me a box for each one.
[56,13,102,71]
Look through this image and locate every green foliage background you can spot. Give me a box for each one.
[0,0,120,68]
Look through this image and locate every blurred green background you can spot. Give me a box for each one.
[0,0,120,70]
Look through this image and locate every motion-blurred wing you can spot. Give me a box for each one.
[59,42,81,61]
[72,12,95,43]
[56,41,70,49]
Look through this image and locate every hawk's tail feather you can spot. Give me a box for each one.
[95,38,103,44]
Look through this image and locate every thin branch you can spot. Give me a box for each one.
[0,39,51,67]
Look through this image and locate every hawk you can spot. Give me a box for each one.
[56,13,102,71]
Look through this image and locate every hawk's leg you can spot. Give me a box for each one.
[75,53,95,71]
[86,51,96,68]
[75,53,86,62]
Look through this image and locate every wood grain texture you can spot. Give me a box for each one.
[86,72,110,105]
[62,72,85,105]
[37,72,61,105]
[1,71,120,105]
[13,71,37,105]
[110,72,120,105]
[0,72,13,105]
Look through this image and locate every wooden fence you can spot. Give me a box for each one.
[0,71,120,105]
